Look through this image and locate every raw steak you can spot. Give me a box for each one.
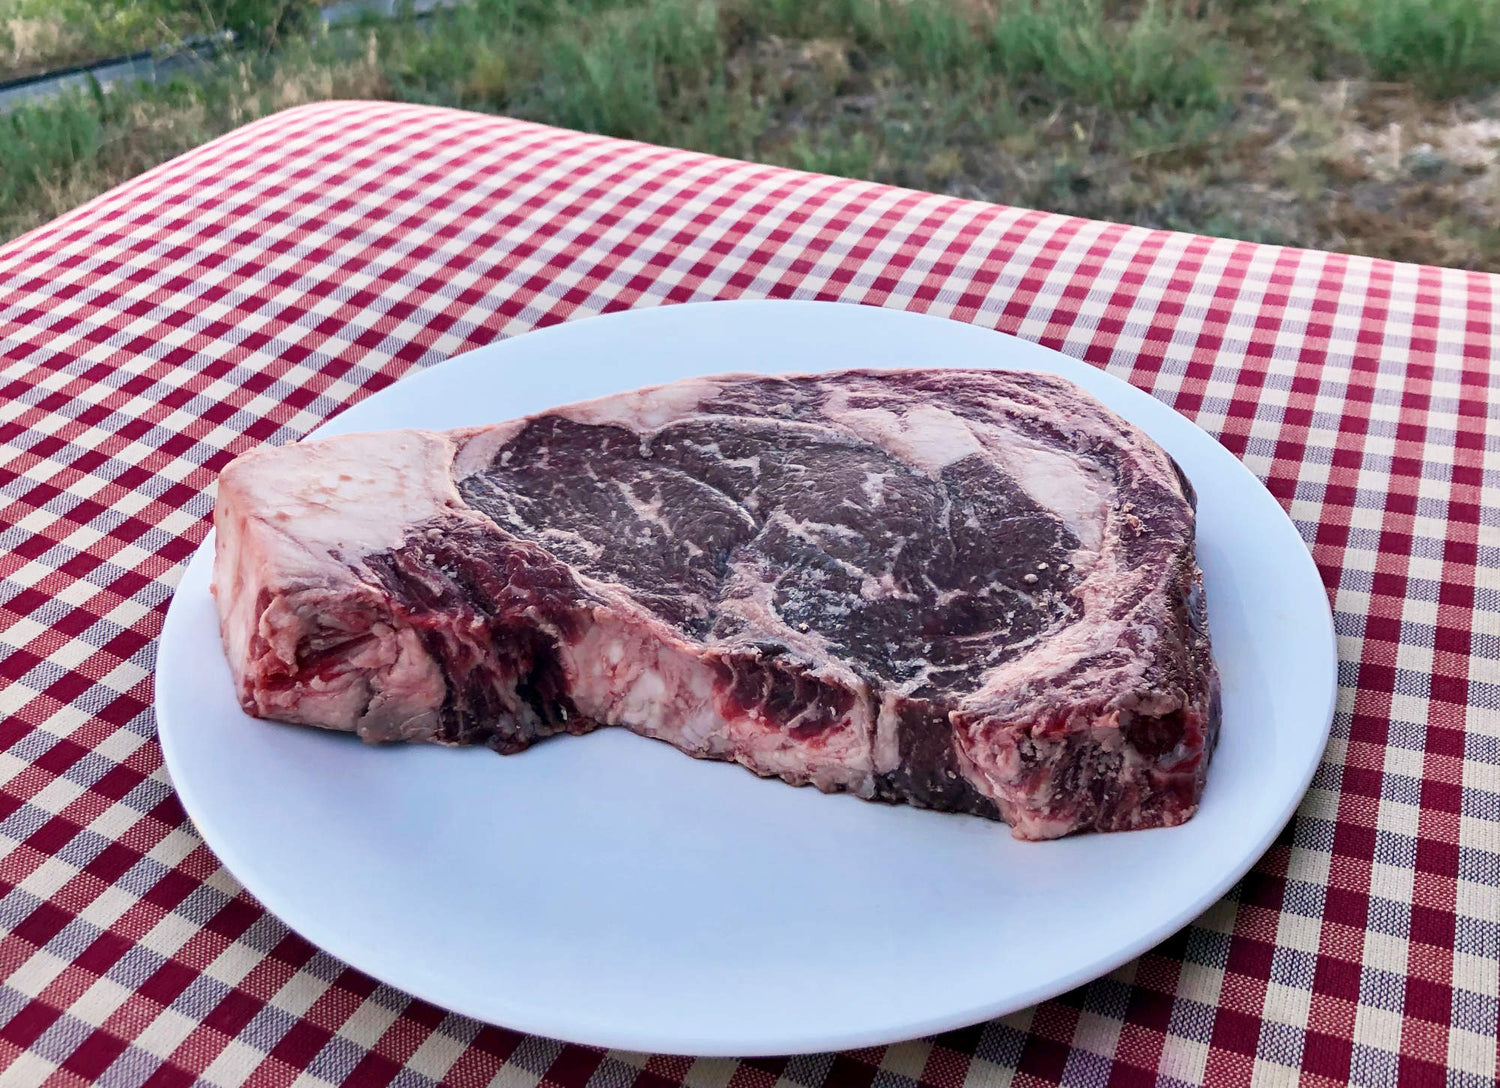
[212,368,1220,839]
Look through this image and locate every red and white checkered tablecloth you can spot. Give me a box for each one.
[1,100,1496,1088]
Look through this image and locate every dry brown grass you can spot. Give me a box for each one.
[3,17,70,74]
[0,0,205,81]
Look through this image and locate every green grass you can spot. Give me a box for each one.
[379,0,1224,139]
[720,0,1228,110]
[0,90,101,211]
[1,0,1498,270]
[988,0,1227,111]
[1320,0,1500,97]
[527,2,732,144]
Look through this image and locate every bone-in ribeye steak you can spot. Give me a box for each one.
[213,368,1220,840]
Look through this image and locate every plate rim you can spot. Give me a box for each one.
[157,298,1338,1056]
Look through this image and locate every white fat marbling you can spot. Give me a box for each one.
[223,430,465,561]
[554,376,730,431]
[454,421,526,479]
[998,434,1112,552]
[826,400,987,476]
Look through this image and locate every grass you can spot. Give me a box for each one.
[1319,0,1500,98]
[0,0,207,78]
[1,0,1499,269]
[986,0,1227,111]
[718,0,1228,110]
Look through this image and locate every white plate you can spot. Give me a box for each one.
[157,300,1336,1056]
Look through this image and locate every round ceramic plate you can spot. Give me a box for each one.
[157,300,1336,1056]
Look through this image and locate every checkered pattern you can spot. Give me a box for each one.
[1,100,1496,1088]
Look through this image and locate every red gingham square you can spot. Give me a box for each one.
[2,102,1497,1088]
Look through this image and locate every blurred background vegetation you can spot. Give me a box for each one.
[3,0,1499,269]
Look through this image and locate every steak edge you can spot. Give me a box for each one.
[212,368,1220,840]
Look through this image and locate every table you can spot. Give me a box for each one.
[2,101,1495,1088]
